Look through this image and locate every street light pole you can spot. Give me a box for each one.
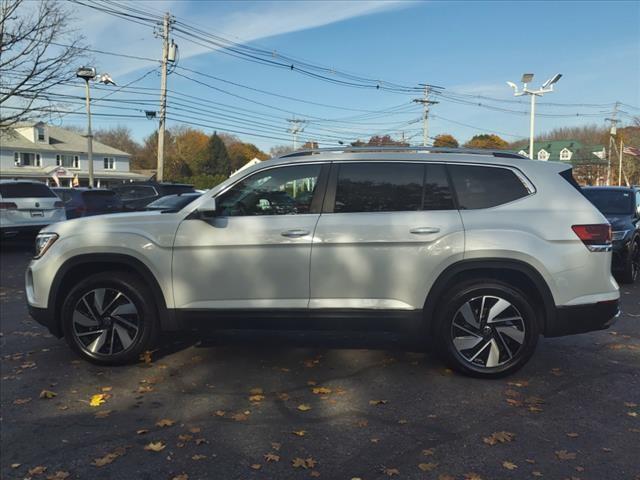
[83,78,94,188]
[507,73,562,159]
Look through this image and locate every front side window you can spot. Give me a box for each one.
[56,155,79,168]
[103,157,115,170]
[217,164,321,216]
[334,162,423,213]
[448,164,530,209]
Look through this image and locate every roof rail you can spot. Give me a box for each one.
[279,146,526,159]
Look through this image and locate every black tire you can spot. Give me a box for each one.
[619,239,639,284]
[433,279,540,378]
[61,271,159,365]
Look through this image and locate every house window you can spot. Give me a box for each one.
[537,149,549,161]
[103,157,115,170]
[560,148,572,161]
[56,154,79,168]
[36,126,46,142]
[14,152,41,166]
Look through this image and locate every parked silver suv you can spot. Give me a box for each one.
[26,147,619,377]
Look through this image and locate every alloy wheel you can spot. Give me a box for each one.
[71,288,141,357]
[451,295,526,369]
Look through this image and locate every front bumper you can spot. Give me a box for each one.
[546,299,619,337]
[1,225,45,238]
[27,303,62,338]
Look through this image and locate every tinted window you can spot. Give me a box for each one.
[218,164,321,216]
[424,164,455,210]
[448,165,529,209]
[582,189,634,215]
[0,183,56,198]
[112,185,157,200]
[81,191,122,208]
[147,194,201,210]
[158,185,195,196]
[335,163,423,213]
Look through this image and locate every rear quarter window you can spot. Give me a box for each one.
[448,164,530,209]
[0,183,56,198]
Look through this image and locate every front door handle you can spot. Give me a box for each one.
[410,227,440,234]
[281,229,310,238]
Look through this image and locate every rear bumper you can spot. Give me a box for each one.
[27,303,62,338]
[546,299,619,337]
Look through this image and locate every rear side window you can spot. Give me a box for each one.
[113,185,157,200]
[448,165,529,209]
[159,185,195,195]
[0,183,56,198]
[334,163,423,213]
[424,164,455,210]
[82,191,122,208]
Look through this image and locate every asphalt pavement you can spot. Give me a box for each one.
[1,241,639,480]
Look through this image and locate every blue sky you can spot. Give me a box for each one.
[57,0,640,151]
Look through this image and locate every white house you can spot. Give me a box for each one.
[230,157,262,177]
[0,122,149,187]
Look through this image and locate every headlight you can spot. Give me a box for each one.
[34,233,58,259]
[612,230,629,241]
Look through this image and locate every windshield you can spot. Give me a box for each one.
[583,189,634,215]
[147,194,200,210]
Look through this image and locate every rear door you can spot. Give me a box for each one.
[310,162,464,311]
[0,182,65,228]
[172,163,328,310]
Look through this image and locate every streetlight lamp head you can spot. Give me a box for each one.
[506,81,518,92]
[76,66,96,81]
[145,110,157,120]
[98,73,117,86]
[542,73,563,89]
[521,73,534,84]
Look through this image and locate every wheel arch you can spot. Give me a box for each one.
[423,258,556,335]
[49,253,176,337]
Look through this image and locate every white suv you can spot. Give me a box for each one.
[1,180,66,237]
[25,148,619,377]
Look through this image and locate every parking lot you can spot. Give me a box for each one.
[1,241,639,480]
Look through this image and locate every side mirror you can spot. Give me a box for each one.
[197,197,217,219]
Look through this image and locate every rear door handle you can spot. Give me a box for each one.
[281,229,310,238]
[410,227,440,234]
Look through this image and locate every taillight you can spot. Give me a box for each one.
[54,201,64,208]
[572,224,612,252]
[0,202,18,210]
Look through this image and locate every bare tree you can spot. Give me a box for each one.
[0,0,86,126]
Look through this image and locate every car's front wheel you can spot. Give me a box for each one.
[434,279,540,378]
[61,272,158,365]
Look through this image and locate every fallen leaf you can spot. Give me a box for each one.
[144,442,166,452]
[172,474,188,480]
[383,467,399,476]
[502,461,518,470]
[422,448,435,456]
[178,434,193,442]
[46,471,69,480]
[438,476,455,480]
[297,404,312,411]
[139,350,153,364]
[555,450,577,460]
[91,447,127,466]
[483,431,515,445]
[249,394,265,402]
[89,394,109,407]
[192,454,207,460]
[249,387,264,395]
[13,397,32,405]
[231,413,248,421]
[136,429,149,435]
[195,438,207,445]
[310,471,321,478]
[39,390,57,399]
[369,399,388,406]
[398,419,408,425]
[418,462,438,471]
[101,386,112,392]
[214,410,226,417]
[156,418,176,427]
[550,368,563,376]
[463,473,483,480]
[188,427,201,434]
[10,463,21,469]
[292,430,307,437]
[305,458,317,468]
[271,442,281,451]
[602,447,612,452]
[566,432,579,438]
[312,387,332,395]
[292,457,308,469]
[628,411,638,417]
[28,466,47,475]
[624,402,638,408]
[264,452,280,462]
[575,466,585,472]
[250,463,261,470]
[532,471,543,477]
[94,410,112,418]
[278,392,290,401]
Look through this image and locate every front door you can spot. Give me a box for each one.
[173,163,327,310]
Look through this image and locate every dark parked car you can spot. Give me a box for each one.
[145,192,202,212]
[52,188,123,219]
[583,186,640,283]
[111,182,195,211]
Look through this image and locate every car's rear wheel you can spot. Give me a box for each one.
[619,239,639,284]
[434,279,540,378]
[61,272,158,365]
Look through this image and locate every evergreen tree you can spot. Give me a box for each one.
[204,132,231,176]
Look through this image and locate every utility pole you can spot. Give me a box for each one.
[287,118,307,149]
[605,102,620,186]
[413,85,440,147]
[157,12,176,182]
